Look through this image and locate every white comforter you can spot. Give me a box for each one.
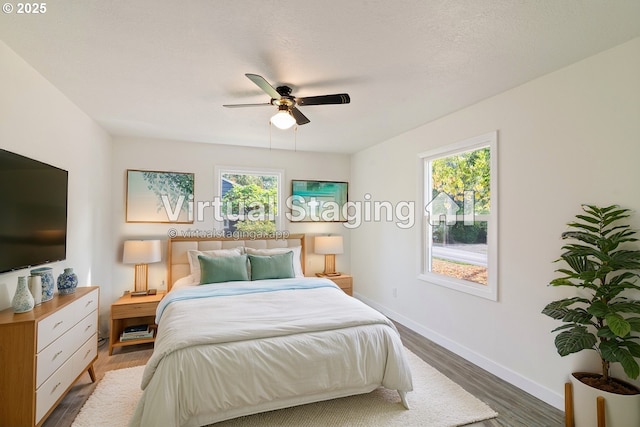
[129,278,412,427]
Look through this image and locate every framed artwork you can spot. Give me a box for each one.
[290,180,348,222]
[126,169,194,223]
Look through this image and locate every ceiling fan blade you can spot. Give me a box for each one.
[290,107,310,125]
[245,74,281,99]
[223,103,271,108]
[296,93,350,106]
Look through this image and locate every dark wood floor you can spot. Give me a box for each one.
[395,322,564,426]
[43,324,565,427]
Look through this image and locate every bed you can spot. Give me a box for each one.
[129,234,412,427]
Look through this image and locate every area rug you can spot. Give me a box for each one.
[72,350,497,427]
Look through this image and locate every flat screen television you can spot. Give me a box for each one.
[0,149,68,273]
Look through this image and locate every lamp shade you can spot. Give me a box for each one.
[123,240,162,264]
[315,235,344,255]
[271,108,296,130]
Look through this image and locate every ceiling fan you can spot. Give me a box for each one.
[223,74,351,129]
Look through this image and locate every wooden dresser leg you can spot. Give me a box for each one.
[565,382,574,427]
[88,365,97,383]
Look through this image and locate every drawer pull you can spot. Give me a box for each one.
[52,350,63,361]
[84,324,92,332]
[51,382,62,394]
[86,300,93,307]
[53,320,63,329]
[84,349,91,359]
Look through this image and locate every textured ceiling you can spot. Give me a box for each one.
[1,1,639,153]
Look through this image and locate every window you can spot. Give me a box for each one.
[215,167,284,233]
[419,132,498,300]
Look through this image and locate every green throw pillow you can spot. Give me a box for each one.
[249,252,294,280]
[199,254,249,284]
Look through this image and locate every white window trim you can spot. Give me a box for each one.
[417,131,498,301]
[214,165,285,231]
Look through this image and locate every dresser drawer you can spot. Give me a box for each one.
[36,310,97,387]
[72,334,98,375]
[35,333,97,424]
[37,289,99,352]
[35,351,76,424]
[112,300,157,318]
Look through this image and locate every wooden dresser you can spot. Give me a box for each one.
[0,286,99,426]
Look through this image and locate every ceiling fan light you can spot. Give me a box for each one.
[271,108,296,130]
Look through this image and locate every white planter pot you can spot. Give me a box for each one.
[571,372,640,427]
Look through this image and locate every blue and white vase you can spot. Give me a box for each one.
[12,276,34,313]
[57,268,78,295]
[31,267,54,302]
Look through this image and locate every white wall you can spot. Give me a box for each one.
[0,43,112,323]
[110,136,351,304]
[350,37,640,409]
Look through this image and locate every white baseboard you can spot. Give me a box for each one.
[354,292,564,411]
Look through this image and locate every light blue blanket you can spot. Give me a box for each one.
[156,277,339,323]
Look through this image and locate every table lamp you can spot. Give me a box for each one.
[123,239,162,293]
[315,235,343,276]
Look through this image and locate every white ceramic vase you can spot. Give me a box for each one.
[28,275,42,306]
[12,276,35,313]
[571,373,640,427]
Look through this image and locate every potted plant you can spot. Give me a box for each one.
[542,205,640,426]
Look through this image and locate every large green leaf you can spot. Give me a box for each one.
[554,268,580,277]
[605,229,636,246]
[549,277,578,288]
[580,204,603,218]
[558,253,594,274]
[542,298,590,319]
[560,245,609,262]
[597,326,617,339]
[627,318,640,332]
[608,272,640,287]
[601,209,631,228]
[555,327,597,356]
[609,250,640,270]
[605,313,631,337]
[587,300,610,318]
[563,309,593,325]
[600,340,640,379]
[563,231,599,246]
[575,214,601,224]
[552,323,580,333]
[609,301,640,314]
[625,341,640,358]
[601,223,629,235]
[598,283,635,300]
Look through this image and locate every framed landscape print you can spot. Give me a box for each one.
[126,169,194,223]
[290,180,348,222]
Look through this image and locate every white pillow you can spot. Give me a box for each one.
[244,246,304,278]
[171,274,197,291]
[187,247,244,284]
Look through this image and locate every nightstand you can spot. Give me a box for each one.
[317,273,353,296]
[109,291,165,355]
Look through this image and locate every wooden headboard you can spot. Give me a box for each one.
[166,234,306,290]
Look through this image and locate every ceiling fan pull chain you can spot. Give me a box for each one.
[294,125,297,152]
